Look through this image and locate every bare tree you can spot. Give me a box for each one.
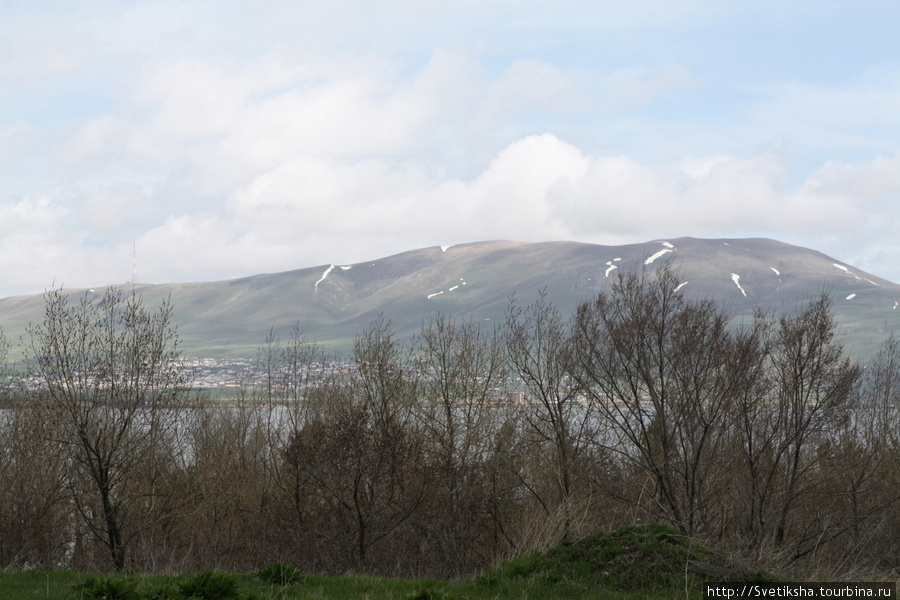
[723,311,780,550]
[253,325,327,525]
[0,327,10,406]
[858,334,900,449]
[416,313,508,574]
[814,333,900,567]
[765,294,860,551]
[25,287,191,569]
[0,328,70,568]
[180,392,272,570]
[722,294,861,561]
[505,290,591,544]
[286,316,429,571]
[569,264,746,536]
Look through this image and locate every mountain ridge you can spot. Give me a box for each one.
[1,237,898,359]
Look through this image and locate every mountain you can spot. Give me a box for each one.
[2,238,898,359]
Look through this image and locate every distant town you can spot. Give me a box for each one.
[181,357,257,389]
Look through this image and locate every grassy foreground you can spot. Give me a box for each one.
[0,525,774,600]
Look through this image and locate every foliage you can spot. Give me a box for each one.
[481,524,776,593]
[405,584,458,600]
[76,574,141,600]
[254,562,305,586]
[177,571,240,600]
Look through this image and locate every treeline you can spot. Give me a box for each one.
[0,265,898,578]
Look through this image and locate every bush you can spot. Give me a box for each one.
[177,571,240,600]
[254,562,305,586]
[479,524,776,593]
[76,575,140,600]
[405,585,457,600]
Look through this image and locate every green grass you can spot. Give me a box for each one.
[0,525,775,599]
[476,523,775,595]
[0,571,669,600]
[0,569,82,600]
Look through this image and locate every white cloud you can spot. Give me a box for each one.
[0,196,112,295]
[45,47,592,210]
[64,114,132,166]
[117,135,899,288]
[550,150,873,237]
[3,132,900,297]
[801,154,900,201]
[0,197,68,236]
[80,185,147,230]
[3,0,900,298]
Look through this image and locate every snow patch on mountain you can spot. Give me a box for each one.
[428,278,467,300]
[731,273,747,297]
[315,265,335,290]
[674,281,689,292]
[771,267,781,276]
[846,294,856,300]
[441,245,452,252]
[605,261,618,277]
[340,265,352,271]
[834,263,881,287]
[645,242,675,265]
[645,249,673,265]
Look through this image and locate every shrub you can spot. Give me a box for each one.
[254,562,305,586]
[177,571,240,600]
[478,523,776,593]
[75,575,140,600]
[405,585,457,600]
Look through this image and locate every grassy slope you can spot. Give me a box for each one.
[0,571,667,600]
[0,525,777,599]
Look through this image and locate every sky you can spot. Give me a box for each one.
[2,0,899,298]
